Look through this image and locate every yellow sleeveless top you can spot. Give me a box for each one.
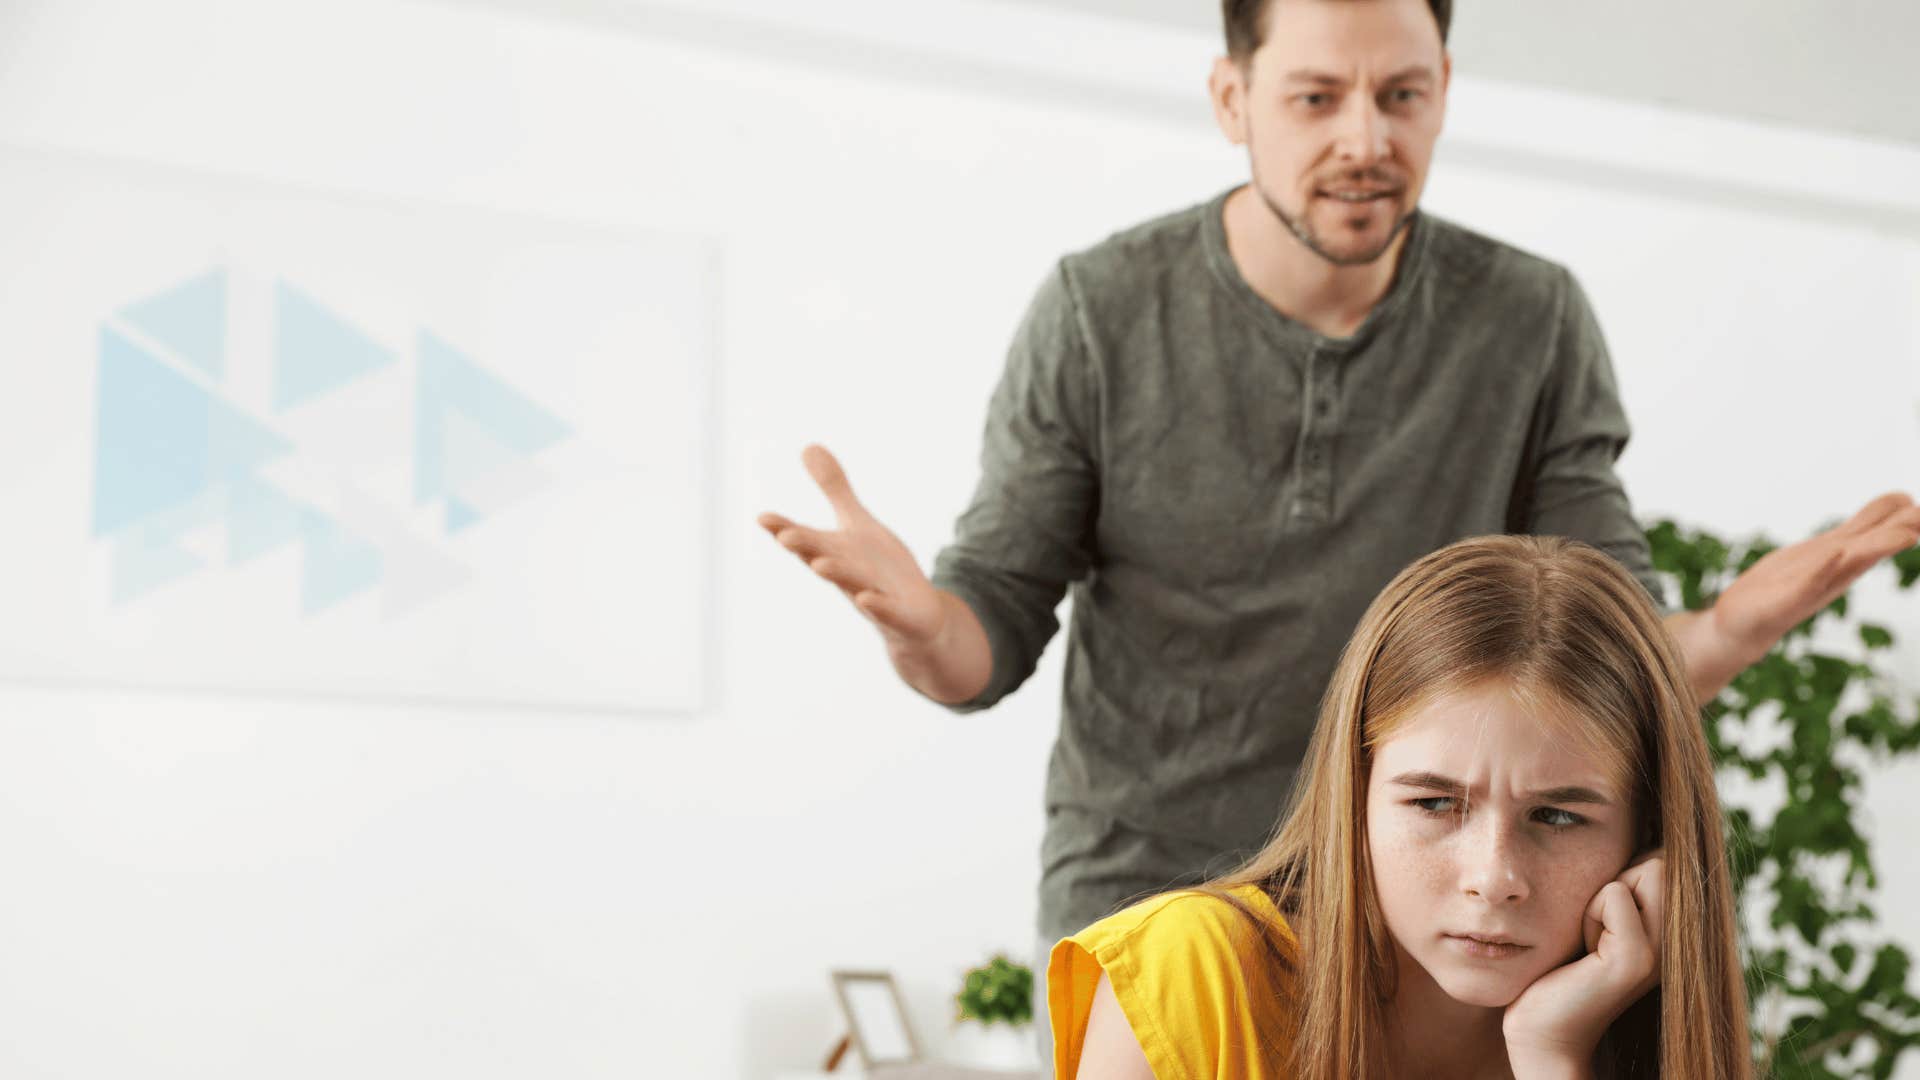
[1048,884,1297,1080]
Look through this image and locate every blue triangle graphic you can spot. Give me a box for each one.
[442,410,527,499]
[209,397,294,480]
[445,498,482,533]
[118,269,227,382]
[111,532,203,604]
[92,327,215,537]
[274,281,397,411]
[298,510,382,615]
[139,487,224,546]
[228,476,304,564]
[414,330,571,505]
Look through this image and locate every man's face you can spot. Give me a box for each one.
[1364,680,1638,1008]
[1211,0,1449,266]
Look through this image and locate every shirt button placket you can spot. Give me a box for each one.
[1296,347,1333,523]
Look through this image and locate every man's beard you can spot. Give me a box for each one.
[1256,175,1415,268]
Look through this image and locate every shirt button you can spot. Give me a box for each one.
[1316,399,1331,416]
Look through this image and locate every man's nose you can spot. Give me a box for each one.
[1460,819,1532,903]
[1333,95,1390,165]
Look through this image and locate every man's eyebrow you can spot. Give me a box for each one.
[1388,771,1613,805]
[1382,65,1438,85]
[1281,66,1436,87]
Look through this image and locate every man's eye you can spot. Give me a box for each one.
[1388,88,1423,104]
[1534,807,1587,828]
[1297,93,1332,108]
[1412,796,1458,816]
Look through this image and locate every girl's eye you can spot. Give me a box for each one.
[1534,807,1587,828]
[1409,799,1588,829]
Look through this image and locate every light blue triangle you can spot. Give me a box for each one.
[209,398,294,479]
[442,410,526,499]
[111,532,203,604]
[274,281,397,411]
[414,330,571,505]
[138,487,223,547]
[92,327,214,537]
[228,476,304,565]
[445,498,482,533]
[298,510,382,615]
[118,269,227,382]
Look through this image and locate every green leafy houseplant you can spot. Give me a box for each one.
[955,953,1035,1026]
[1646,520,1920,1078]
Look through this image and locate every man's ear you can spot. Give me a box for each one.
[1208,55,1250,147]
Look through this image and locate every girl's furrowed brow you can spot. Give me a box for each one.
[1525,785,1613,806]
[1388,770,1465,794]
[1388,771,1613,805]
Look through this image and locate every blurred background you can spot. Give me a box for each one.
[0,0,1915,1076]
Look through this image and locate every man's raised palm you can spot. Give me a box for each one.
[758,444,947,645]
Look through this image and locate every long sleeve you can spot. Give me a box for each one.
[929,261,1101,711]
[1514,268,1667,609]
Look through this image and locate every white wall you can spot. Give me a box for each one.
[0,1,1915,1077]
[1014,0,1920,148]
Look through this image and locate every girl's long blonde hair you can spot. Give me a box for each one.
[1208,535,1750,1079]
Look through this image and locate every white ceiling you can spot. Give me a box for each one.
[1015,0,1920,148]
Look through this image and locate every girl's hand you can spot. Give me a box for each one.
[1502,851,1665,1077]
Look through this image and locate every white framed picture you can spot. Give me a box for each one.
[0,143,720,713]
[830,969,921,1068]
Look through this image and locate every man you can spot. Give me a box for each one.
[759,0,1920,1062]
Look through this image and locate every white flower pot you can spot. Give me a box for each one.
[951,1021,1038,1070]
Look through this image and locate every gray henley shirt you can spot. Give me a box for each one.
[929,186,1664,941]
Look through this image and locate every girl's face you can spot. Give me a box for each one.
[1364,679,1639,1008]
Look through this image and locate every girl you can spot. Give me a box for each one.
[1050,535,1750,1079]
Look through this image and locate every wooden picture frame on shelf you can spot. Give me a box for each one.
[829,969,920,1069]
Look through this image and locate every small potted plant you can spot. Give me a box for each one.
[952,953,1037,1069]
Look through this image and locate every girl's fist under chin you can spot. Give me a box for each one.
[1502,852,1665,1073]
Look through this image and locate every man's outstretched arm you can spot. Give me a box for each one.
[759,444,994,705]
[1665,492,1920,702]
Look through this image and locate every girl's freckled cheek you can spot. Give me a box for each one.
[1369,813,1449,897]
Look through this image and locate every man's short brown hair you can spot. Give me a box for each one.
[1222,0,1453,61]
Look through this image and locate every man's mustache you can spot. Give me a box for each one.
[1315,168,1407,189]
